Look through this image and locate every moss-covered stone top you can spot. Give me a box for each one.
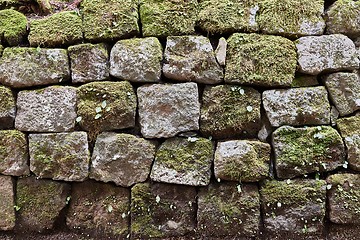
[337,115,360,137]
[0,9,27,46]
[0,86,15,114]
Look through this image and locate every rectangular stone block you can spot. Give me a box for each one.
[0,176,15,231]
[0,86,15,129]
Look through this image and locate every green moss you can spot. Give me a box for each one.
[28,10,82,47]
[139,0,198,37]
[0,130,27,160]
[337,115,360,137]
[0,86,15,112]
[291,75,319,87]
[0,9,27,46]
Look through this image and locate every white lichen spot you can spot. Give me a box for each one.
[75,116,82,123]
[286,179,291,184]
[239,88,245,95]
[101,100,107,109]
[326,184,332,190]
[187,137,198,142]
[95,113,102,119]
[313,133,324,139]
[246,106,253,112]
[317,126,322,131]
[107,205,113,213]
[237,184,242,193]
[217,178,221,182]
[121,212,126,219]
[95,107,102,113]
[155,195,161,203]
[343,161,348,169]
[277,202,282,208]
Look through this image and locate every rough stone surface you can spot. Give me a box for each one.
[0,176,15,231]
[197,183,260,238]
[214,140,270,182]
[16,177,70,232]
[150,137,213,186]
[331,106,340,127]
[272,126,345,179]
[257,0,325,37]
[66,180,130,238]
[29,11,83,47]
[138,83,200,138]
[81,0,139,41]
[325,0,360,38]
[324,72,360,116]
[328,224,360,240]
[215,37,227,66]
[163,36,223,84]
[0,86,15,129]
[131,182,196,239]
[0,47,70,88]
[296,34,359,75]
[68,43,109,83]
[29,132,90,182]
[263,87,331,127]
[0,9,27,46]
[337,115,360,171]
[261,179,326,239]
[15,86,77,132]
[139,0,198,37]
[110,37,162,83]
[225,33,297,87]
[327,174,360,224]
[291,75,319,88]
[200,85,261,139]
[90,132,156,187]
[76,81,137,135]
[0,130,29,176]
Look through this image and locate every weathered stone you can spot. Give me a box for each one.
[225,33,297,87]
[328,224,360,240]
[81,0,139,41]
[0,130,29,176]
[291,75,319,88]
[0,176,15,231]
[68,43,109,83]
[200,85,261,139]
[263,87,331,127]
[325,0,360,38]
[337,115,360,171]
[150,137,213,186]
[214,140,270,182]
[16,177,70,232]
[110,37,162,83]
[257,0,325,37]
[215,37,227,66]
[258,119,273,142]
[198,183,259,238]
[139,0,198,37]
[324,72,360,116]
[272,126,345,179]
[331,106,340,127]
[29,132,90,181]
[29,11,83,47]
[138,83,200,138]
[0,9,27,46]
[66,180,130,238]
[77,81,137,135]
[261,179,326,239]
[296,34,359,75]
[0,86,15,129]
[0,47,70,88]
[327,174,360,224]
[90,132,156,187]
[131,182,196,238]
[197,0,259,34]
[15,86,77,132]
[163,36,223,84]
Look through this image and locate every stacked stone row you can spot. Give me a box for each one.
[1,0,360,239]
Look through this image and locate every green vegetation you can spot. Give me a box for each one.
[0,86,15,112]
[0,9,27,46]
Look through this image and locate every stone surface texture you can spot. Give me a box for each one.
[0,86,15,129]
[0,176,15,231]
[215,37,227,66]
[90,132,156,187]
[0,9,27,46]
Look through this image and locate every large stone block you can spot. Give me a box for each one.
[263,87,331,127]
[0,47,70,88]
[90,132,156,187]
[29,132,90,181]
[29,11,83,47]
[324,72,360,116]
[0,176,15,231]
[150,137,213,186]
[68,43,109,83]
[0,9,27,46]
[139,0,198,37]
[81,0,139,41]
[296,34,359,75]
[272,126,345,179]
[214,140,270,182]
[110,37,162,83]
[163,36,223,84]
[16,177,70,232]
[261,179,326,239]
[15,86,77,132]
[138,83,200,138]
[257,0,325,37]
[131,182,196,238]
[0,86,15,129]
[197,183,260,238]
[225,33,297,87]
[67,180,130,238]
[0,130,29,176]
[200,85,261,139]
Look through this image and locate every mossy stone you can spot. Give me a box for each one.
[0,86,15,129]
[0,175,15,231]
[29,10,83,47]
[225,33,297,87]
[337,115,360,137]
[291,75,319,87]
[0,9,27,46]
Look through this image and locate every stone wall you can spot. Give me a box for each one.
[0,0,360,239]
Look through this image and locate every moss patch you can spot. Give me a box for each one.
[0,86,15,113]
[0,9,27,46]
[337,115,360,137]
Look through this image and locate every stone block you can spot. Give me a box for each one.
[0,86,15,129]
[0,176,15,231]
[0,9,27,46]
[291,75,319,88]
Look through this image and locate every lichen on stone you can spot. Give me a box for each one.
[0,86,16,127]
[0,9,27,46]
